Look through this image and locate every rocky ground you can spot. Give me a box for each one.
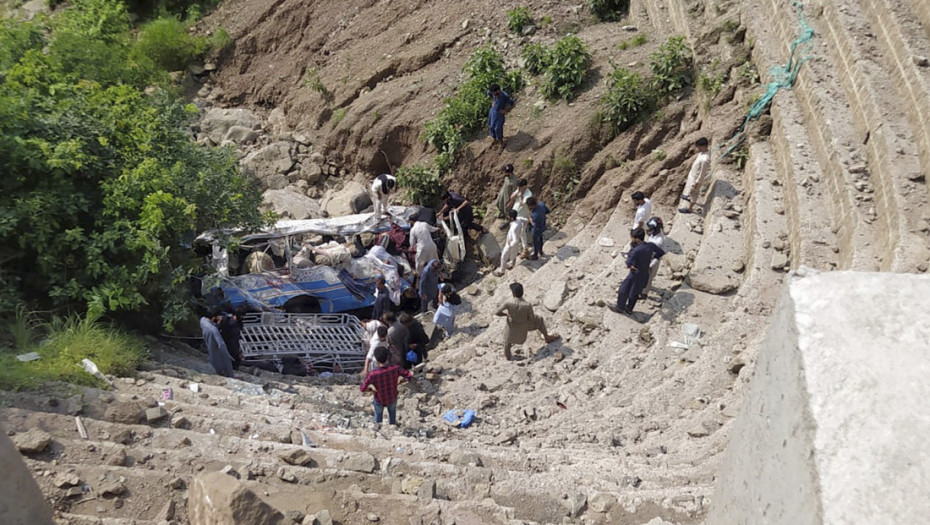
[4,0,930,523]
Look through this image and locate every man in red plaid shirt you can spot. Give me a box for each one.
[360,346,412,426]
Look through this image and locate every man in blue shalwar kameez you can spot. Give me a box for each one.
[488,84,515,149]
[609,228,665,315]
[200,314,234,377]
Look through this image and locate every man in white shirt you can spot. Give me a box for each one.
[371,174,397,217]
[679,137,711,214]
[508,179,533,256]
[631,191,652,230]
[495,210,529,276]
[408,220,439,275]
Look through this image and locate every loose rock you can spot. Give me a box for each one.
[14,429,52,454]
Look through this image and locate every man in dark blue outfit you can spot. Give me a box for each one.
[488,84,515,149]
[609,228,665,315]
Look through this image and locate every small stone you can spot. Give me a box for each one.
[727,356,746,375]
[342,452,376,473]
[156,499,176,522]
[220,465,240,479]
[314,509,334,525]
[65,486,84,498]
[917,262,928,273]
[773,205,785,215]
[771,253,789,270]
[170,415,190,429]
[280,448,316,467]
[54,473,81,488]
[277,467,297,483]
[14,429,52,454]
[168,477,185,490]
[417,480,437,501]
[552,351,565,363]
[589,492,615,513]
[99,481,126,497]
[913,55,930,67]
[286,510,305,523]
[731,260,745,273]
[366,513,380,522]
[145,407,169,423]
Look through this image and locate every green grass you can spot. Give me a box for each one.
[0,312,147,391]
[331,107,347,126]
[619,34,648,50]
[304,67,330,97]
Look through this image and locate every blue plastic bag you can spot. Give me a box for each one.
[443,408,476,428]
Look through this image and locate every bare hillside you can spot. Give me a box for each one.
[4,0,930,523]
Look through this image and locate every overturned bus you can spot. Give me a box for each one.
[194,206,466,372]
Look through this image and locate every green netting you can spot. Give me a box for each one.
[717,0,816,161]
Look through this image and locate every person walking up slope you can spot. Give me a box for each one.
[679,137,711,214]
[494,210,528,276]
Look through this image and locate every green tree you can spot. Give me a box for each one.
[0,1,265,329]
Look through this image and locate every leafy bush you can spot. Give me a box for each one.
[589,0,630,21]
[540,36,591,100]
[0,2,266,329]
[133,15,207,71]
[209,27,232,53]
[423,45,522,173]
[522,43,551,75]
[649,35,693,94]
[507,6,533,33]
[598,67,653,135]
[396,165,443,208]
[0,312,147,391]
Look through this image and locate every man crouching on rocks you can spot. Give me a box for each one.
[495,282,560,361]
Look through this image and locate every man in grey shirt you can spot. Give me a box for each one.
[200,314,233,377]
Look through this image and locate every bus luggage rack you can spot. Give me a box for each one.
[240,312,366,372]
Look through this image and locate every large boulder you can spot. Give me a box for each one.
[321,181,369,218]
[201,108,260,144]
[188,471,287,525]
[261,189,321,220]
[242,142,295,187]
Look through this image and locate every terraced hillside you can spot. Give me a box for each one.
[3,0,930,523]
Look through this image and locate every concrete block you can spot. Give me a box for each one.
[708,272,930,525]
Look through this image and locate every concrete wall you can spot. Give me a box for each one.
[0,429,54,525]
[708,271,930,524]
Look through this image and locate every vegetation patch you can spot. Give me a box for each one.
[0,311,147,391]
[423,45,522,174]
[596,36,695,140]
[507,6,533,33]
[649,36,693,94]
[541,36,592,100]
[523,36,592,101]
[396,165,443,208]
[589,0,630,21]
[597,67,653,136]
